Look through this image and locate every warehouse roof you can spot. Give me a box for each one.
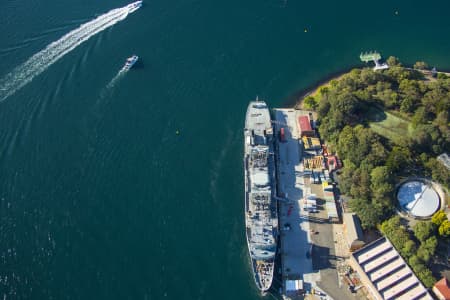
[351,237,433,300]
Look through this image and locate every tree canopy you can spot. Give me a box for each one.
[381,217,436,287]
[413,221,435,243]
[304,59,448,287]
[310,57,450,229]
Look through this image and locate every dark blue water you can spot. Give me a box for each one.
[0,0,449,299]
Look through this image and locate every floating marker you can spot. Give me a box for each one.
[395,11,398,15]
[304,28,308,33]
[176,130,180,135]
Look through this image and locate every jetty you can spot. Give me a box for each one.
[360,51,389,71]
[273,109,352,299]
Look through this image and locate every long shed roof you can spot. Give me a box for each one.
[351,237,433,300]
[343,213,364,245]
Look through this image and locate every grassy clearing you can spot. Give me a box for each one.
[365,105,412,144]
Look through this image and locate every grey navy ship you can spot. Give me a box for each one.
[244,99,278,293]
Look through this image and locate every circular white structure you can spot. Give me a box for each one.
[397,180,440,218]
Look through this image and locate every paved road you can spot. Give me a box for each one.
[309,198,356,300]
[274,109,357,300]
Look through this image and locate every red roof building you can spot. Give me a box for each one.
[297,115,314,137]
[327,155,342,171]
[433,277,450,300]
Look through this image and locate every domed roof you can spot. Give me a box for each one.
[397,181,440,218]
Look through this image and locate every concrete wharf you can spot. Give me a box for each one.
[273,109,320,298]
[273,109,355,300]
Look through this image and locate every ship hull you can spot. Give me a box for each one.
[244,100,277,292]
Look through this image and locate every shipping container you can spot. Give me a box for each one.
[279,127,285,142]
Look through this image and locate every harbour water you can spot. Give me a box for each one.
[0,0,449,298]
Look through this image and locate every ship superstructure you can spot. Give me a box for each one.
[244,100,278,292]
[122,55,139,71]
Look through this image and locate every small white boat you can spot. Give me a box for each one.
[122,55,139,71]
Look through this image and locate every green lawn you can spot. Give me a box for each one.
[365,105,412,144]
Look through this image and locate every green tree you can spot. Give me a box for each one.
[417,268,436,288]
[370,166,393,202]
[374,88,392,105]
[408,255,422,269]
[400,97,415,113]
[417,246,432,263]
[413,221,435,242]
[317,97,331,119]
[431,210,448,227]
[360,68,383,86]
[425,158,450,187]
[386,65,416,82]
[386,146,412,174]
[337,159,355,195]
[388,91,400,108]
[354,88,371,101]
[337,126,357,160]
[412,124,444,154]
[417,236,437,263]
[434,111,449,128]
[411,107,429,128]
[437,72,448,79]
[408,255,436,287]
[349,167,371,200]
[413,61,429,70]
[331,91,361,127]
[381,216,412,252]
[423,236,438,254]
[386,56,401,66]
[438,220,450,237]
[421,87,448,116]
[349,199,383,229]
[318,86,329,96]
[401,240,417,259]
[399,79,422,113]
[303,96,318,110]
[365,141,388,167]
[381,215,402,235]
[353,126,386,165]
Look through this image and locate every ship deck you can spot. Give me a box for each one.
[244,101,277,292]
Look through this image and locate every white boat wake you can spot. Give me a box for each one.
[104,69,127,93]
[0,1,142,102]
[97,66,133,103]
[107,70,126,89]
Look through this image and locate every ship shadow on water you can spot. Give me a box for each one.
[269,248,284,299]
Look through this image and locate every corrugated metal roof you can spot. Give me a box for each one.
[351,237,433,300]
[298,115,312,132]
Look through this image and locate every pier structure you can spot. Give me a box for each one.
[360,51,389,71]
[274,109,356,300]
[273,109,320,299]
